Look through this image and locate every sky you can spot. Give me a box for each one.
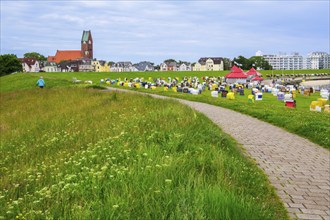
[1,0,329,64]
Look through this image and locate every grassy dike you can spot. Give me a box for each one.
[119,85,330,149]
[1,73,329,148]
[0,87,288,219]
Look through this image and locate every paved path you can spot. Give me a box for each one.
[106,87,330,220]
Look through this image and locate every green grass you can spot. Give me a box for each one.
[127,86,330,149]
[1,68,329,92]
[0,88,288,219]
[1,72,329,149]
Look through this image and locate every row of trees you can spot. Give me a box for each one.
[233,55,272,70]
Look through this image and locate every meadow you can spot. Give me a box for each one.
[0,87,288,219]
[2,71,328,148]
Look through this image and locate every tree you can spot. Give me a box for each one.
[223,57,232,70]
[249,56,272,70]
[24,52,47,61]
[164,59,176,63]
[0,54,23,77]
[233,56,250,70]
[108,61,115,67]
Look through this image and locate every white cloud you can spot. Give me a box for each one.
[1,0,329,63]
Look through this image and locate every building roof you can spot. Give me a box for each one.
[116,61,133,68]
[198,57,223,65]
[47,50,82,63]
[42,61,58,67]
[165,61,177,67]
[99,60,106,66]
[245,67,262,76]
[19,58,38,67]
[225,65,247,78]
[134,61,154,71]
[81,30,92,42]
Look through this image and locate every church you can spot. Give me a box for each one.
[48,30,93,63]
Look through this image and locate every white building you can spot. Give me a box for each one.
[305,52,330,69]
[262,52,304,70]
[19,58,40,72]
[257,51,329,70]
[42,61,61,72]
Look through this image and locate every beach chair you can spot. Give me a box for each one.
[277,92,284,101]
[284,94,293,102]
[255,92,262,101]
[72,77,82,83]
[221,90,228,98]
[285,100,296,108]
[324,105,330,113]
[211,91,218,98]
[227,92,235,100]
[248,95,254,103]
[310,101,322,112]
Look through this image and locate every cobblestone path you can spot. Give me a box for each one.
[107,88,330,220]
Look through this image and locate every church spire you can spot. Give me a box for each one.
[81,30,93,59]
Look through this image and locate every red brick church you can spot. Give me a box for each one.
[48,30,93,63]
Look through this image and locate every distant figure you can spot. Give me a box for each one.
[36,76,45,88]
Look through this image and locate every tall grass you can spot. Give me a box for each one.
[106,84,330,149]
[1,73,329,148]
[0,88,288,219]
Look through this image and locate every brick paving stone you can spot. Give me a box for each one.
[106,88,330,220]
[303,204,330,211]
[296,214,323,220]
[321,215,330,220]
[300,209,327,215]
[288,203,306,209]
[289,212,298,219]
[288,207,303,214]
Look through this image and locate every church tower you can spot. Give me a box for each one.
[81,30,93,59]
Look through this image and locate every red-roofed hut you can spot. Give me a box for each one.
[245,67,262,77]
[225,66,248,83]
[251,76,264,81]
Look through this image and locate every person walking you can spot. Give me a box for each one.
[36,76,45,88]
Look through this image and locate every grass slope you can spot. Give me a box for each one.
[0,88,288,219]
[1,73,329,149]
[128,87,330,149]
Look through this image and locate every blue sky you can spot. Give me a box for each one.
[1,0,329,64]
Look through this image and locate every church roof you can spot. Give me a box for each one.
[48,50,82,63]
[81,30,91,42]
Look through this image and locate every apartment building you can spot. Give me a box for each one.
[305,52,329,69]
[262,52,304,70]
[257,51,329,70]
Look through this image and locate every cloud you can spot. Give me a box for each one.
[1,0,329,63]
